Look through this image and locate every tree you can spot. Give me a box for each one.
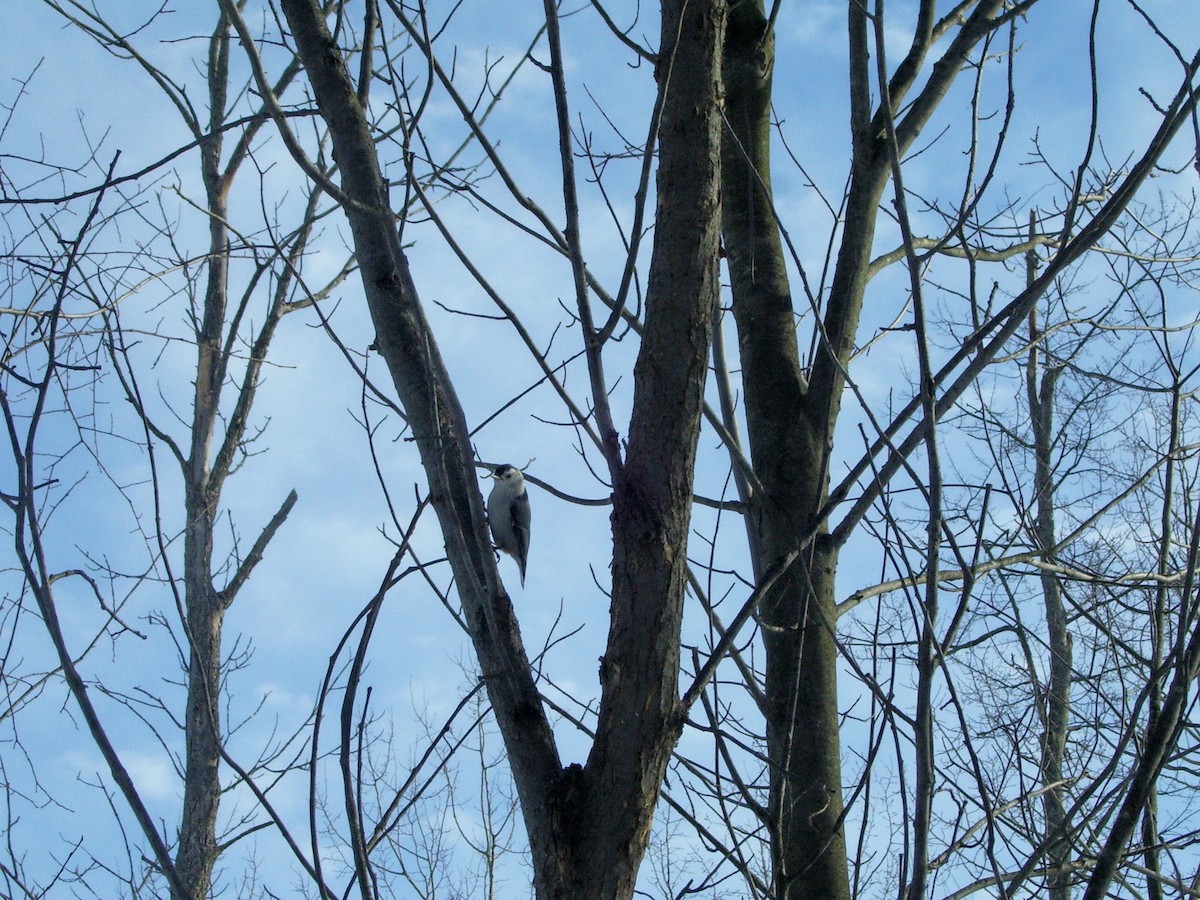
[932,195,1200,899]
[2,5,341,896]
[268,1,726,895]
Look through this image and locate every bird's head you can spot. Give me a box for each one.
[490,463,525,488]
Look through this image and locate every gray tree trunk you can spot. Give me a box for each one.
[1026,238,1073,900]
[174,24,233,895]
[175,15,302,893]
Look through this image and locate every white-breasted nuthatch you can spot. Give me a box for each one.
[487,464,531,587]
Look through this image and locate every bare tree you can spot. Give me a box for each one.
[718,2,1199,897]
[900,192,1200,900]
[2,5,345,895]
[263,0,727,895]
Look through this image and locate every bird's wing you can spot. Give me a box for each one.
[512,492,531,573]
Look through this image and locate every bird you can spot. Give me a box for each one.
[487,464,531,587]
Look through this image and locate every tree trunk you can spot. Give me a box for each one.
[721,4,868,896]
[567,0,727,892]
[174,26,231,890]
[176,565,224,899]
[174,265,227,898]
[1027,236,1073,900]
[277,1,726,895]
[721,3,1030,894]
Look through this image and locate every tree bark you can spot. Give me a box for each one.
[1026,235,1073,900]
[575,0,726,893]
[275,5,563,895]
[175,19,233,897]
[277,1,726,895]
[721,3,860,895]
[721,3,1033,895]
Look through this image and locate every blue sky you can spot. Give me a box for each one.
[4,1,1200,897]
